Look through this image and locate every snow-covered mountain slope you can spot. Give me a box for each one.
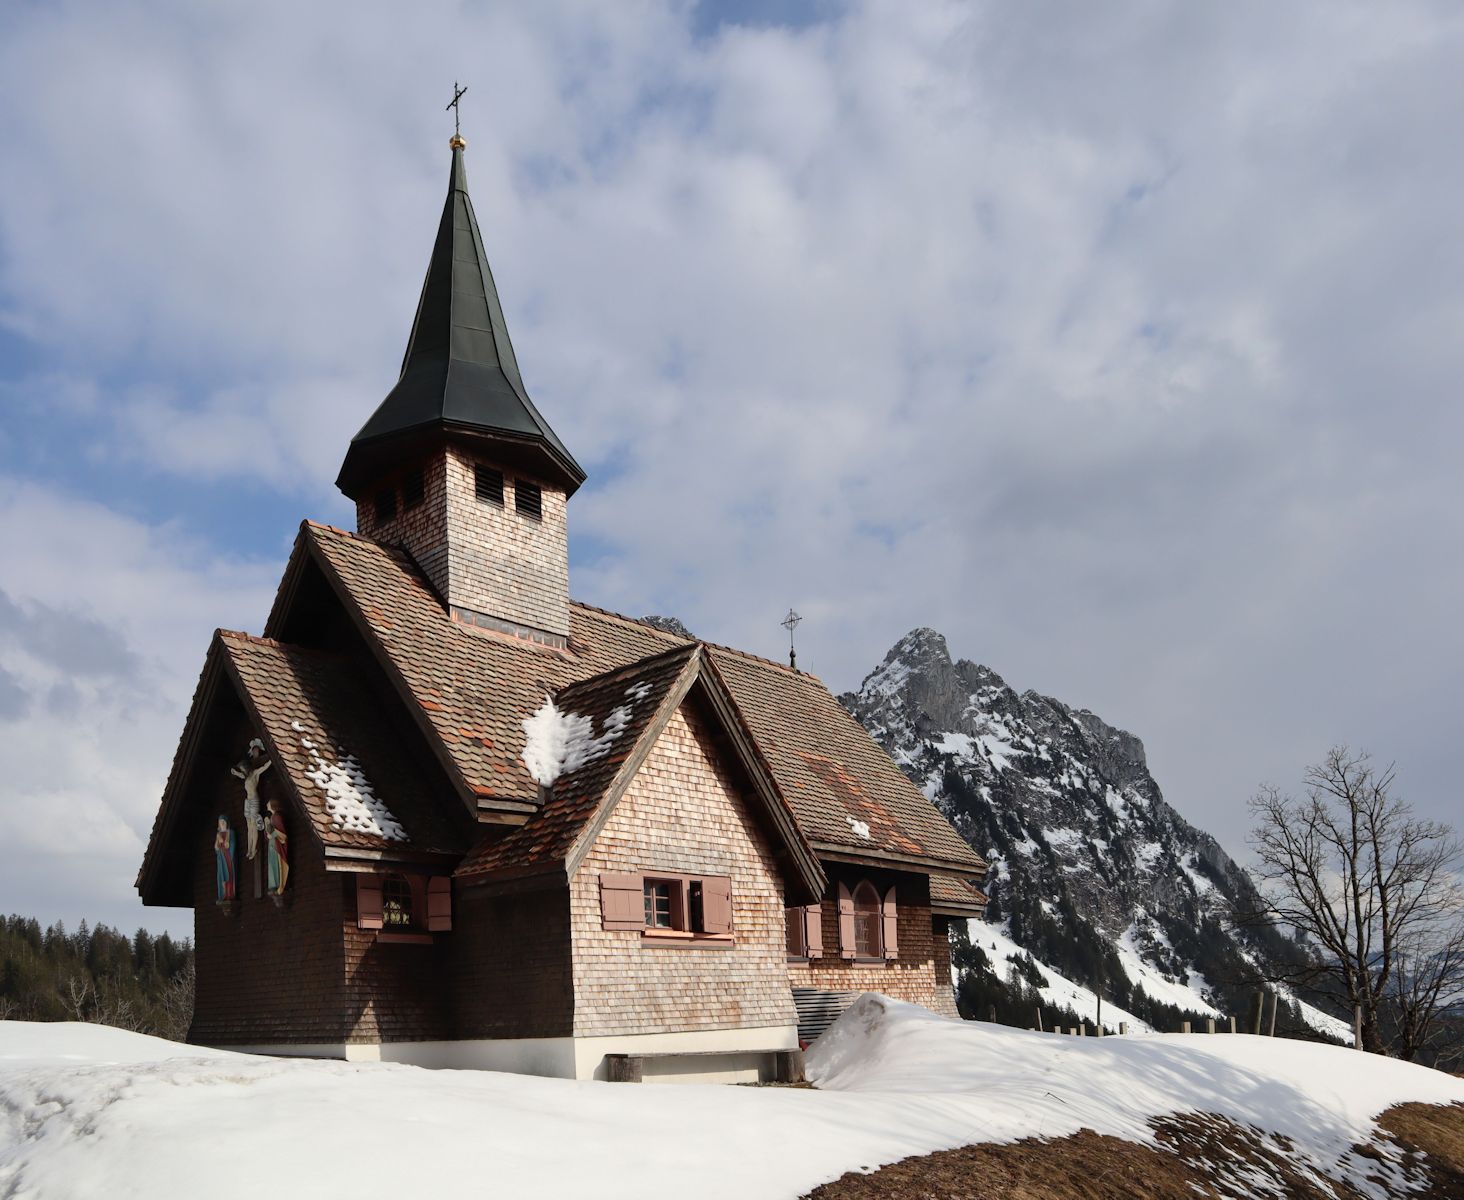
[841,628,1346,1038]
[5,1016,1461,1200]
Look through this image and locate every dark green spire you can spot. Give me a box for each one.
[337,141,585,499]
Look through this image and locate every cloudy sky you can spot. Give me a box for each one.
[2,0,1460,938]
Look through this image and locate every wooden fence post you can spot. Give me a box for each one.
[1267,995,1278,1037]
[1036,1009,1044,1033]
[1181,1020,1191,1034]
[1228,1015,1237,1034]
[1119,1022,1128,1036]
[1205,1017,1216,1034]
[1251,990,1264,1035]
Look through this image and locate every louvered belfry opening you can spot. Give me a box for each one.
[338,138,582,645]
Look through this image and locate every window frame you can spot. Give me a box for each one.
[355,873,450,944]
[599,871,734,946]
[837,879,899,965]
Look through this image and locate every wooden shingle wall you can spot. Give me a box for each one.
[355,452,450,602]
[570,701,796,1037]
[450,886,576,1040]
[353,445,570,638]
[791,869,959,1017]
[441,447,569,638]
[189,740,351,1046]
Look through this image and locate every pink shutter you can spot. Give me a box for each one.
[882,885,899,959]
[838,882,856,959]
[426,876,452,932]
[357,876,383,930]
[804,904,823,958]
[702,876,733,935]
[599,873,645,931]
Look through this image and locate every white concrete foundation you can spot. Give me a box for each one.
[222,1023,798,1082]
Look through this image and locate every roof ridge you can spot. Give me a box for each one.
[568,600,819,681]
[556,641,700,699]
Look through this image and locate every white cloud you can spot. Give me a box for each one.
[0,479,280,933]
[1,0,1462,930]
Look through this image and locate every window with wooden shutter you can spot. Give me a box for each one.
[837,882,856,959]
[881,885,899,960]
[600,873,645,930]
[785,906,805,957]
[356,875,384,930]
[700,876,733,935]
[803,904,823,958]
[853,881,882,958]
[426,876,452,932]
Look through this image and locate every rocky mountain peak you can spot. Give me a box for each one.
[841,626,1321,1037]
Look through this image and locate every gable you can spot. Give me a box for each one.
[137,630,466,907]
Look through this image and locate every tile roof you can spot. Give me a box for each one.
[456,644,698,878]
[929,872,989,913]
[276,521,984,874]
[218,632,463,857]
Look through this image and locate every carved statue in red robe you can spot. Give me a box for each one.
[265,798,289,895]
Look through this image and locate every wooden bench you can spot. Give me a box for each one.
[604,1047,804,1084]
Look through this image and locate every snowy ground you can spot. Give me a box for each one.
[3,1004,1462,1199]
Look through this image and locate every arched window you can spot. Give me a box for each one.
[838,880,898,962]
[852,881,882,958]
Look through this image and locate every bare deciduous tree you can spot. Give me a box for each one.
[1247,747,1463,1058]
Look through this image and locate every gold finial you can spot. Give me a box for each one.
[447,82,468,151]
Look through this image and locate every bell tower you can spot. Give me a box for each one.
[336,126,584,648]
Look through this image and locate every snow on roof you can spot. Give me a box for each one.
[521,693,634,787]
[845,815,871,840]
[292,720,406,840]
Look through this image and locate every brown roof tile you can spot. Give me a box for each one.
[284,522,983,874]
[217,632,462,856]
[456,644,699,878]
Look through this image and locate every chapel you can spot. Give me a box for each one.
[136,126,986,1083]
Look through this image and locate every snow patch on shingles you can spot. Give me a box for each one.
[846,816,871,839]
[521,684,647,787]
[291,720,406,841]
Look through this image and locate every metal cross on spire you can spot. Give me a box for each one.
[781,608,802,672]
[447,82,468,148]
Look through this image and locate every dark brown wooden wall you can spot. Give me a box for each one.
[189,749,350,1046]
[450,884,575,1040]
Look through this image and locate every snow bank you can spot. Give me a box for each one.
[3,1011,1461,1200]
[809,994,1464,1197]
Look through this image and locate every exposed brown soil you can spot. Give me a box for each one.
[802,1101,1464,1199]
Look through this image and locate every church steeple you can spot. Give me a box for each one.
[336,137,584,501]
[339,125,578,648]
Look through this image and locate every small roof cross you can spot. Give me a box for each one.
[447,82,468,145]
[781,608,802,672]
